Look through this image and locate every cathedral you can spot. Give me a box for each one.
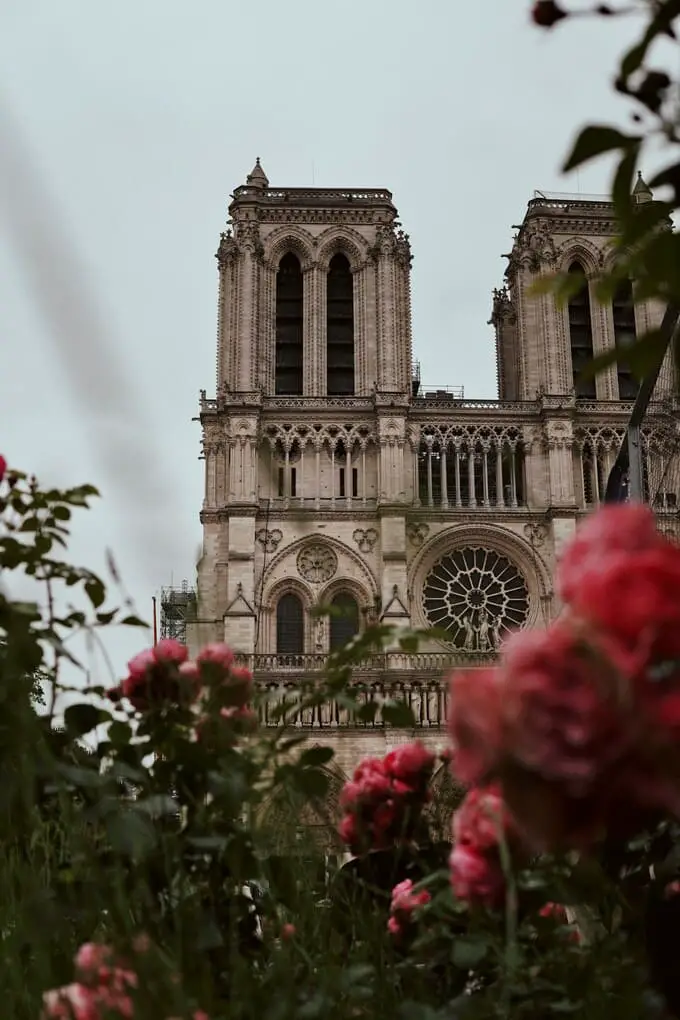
[189,160,678,780]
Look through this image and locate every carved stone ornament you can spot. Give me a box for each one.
[504,219,558,281]
[352,527,378,553]
[523,522,547,548]
[215,230,238,267]
[255,528,283,553]
[407,523,430,547]
[296,543,338,584]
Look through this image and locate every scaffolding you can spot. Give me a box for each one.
[159,581,197,645]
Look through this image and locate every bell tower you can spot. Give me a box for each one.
[494,176,670,402]
[194,161,415,656]
[215,158,413,399]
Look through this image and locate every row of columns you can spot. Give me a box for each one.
[415,445,521,509]
[277,443,371,509]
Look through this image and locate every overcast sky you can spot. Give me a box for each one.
[0,1,649,682]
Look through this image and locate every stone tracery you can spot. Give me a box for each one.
[422,546,529,650]
[297,543,338,584]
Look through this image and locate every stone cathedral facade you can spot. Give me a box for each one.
[191,161,679,781]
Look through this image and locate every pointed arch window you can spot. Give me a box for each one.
[613,279,638,399]
[326,253,355,396]
[276,592,304,656]
[329,592,359,652]
[567,262,596,398]
[275,253,303,396]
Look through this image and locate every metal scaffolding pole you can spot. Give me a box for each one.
[604,303,680,504]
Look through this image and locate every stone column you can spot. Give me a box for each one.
[545,419,576,508]
[304,263,321,395]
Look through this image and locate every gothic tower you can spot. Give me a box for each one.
[192,165,680,779]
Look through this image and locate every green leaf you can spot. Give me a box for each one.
[120,615,149,628]
[620,40,647,80]
[52,506,71,521]
[298,746,334,768]
[550,1000,584,1015]
[452,937,488,969]
[612,144,641,221]
[55,762,106,789]
[84,576,106,609]
[194,914,224,951]
[64,702,104,738]
[107,720,133,746]
[293,767,330,799]
[382,701,416,728]
[398,632,419,654]
[649,160,680,195]
[618,200,673,248]
[95,610,117,625]
[355,701,380,723]
[106,808,157,859]
[135,794,178,818]
[109,760,146,784]
[562,126,639,173]
[186,835,228,851]
[577,327,668,382]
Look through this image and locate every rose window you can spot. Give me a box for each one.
[422,546,529,651]
[297,543,338,584]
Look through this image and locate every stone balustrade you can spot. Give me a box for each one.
[254,675,450,729]
[238,651,492,729]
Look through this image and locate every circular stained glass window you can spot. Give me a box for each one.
[422,547,529,651]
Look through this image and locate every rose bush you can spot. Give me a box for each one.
[5,461,680,1020]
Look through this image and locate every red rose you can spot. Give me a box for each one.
[384,741,435,787]
[0,455,6,483]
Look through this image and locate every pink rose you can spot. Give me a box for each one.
[557,503,661,608]
[196,642,235,670]
[447,668,502,785]
[74,942,111,981]
[449,842,504,908]
[125,648,156,683]
[384,742,435,787]
[152,638,188,666]
[42,983,96,1020]
[338,813,358,849]
[453,785,508,852]
[0,455,6,483]
[500,623,633,795]
[387,878,431,937]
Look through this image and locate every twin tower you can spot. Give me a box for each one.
[190,161,676,771]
